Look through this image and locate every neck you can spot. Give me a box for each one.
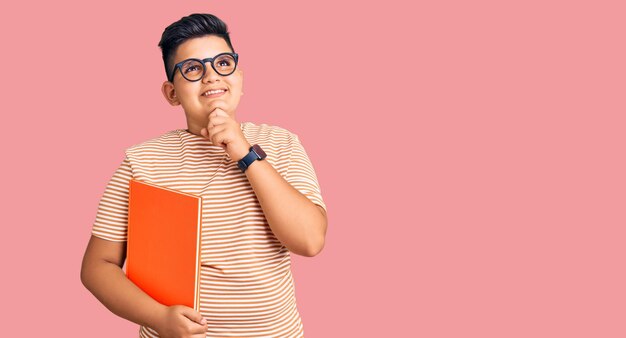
[185,128,203,137]
[185,121,244,137]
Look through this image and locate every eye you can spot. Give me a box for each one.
[217,60,231,67]
[184,65,200,73]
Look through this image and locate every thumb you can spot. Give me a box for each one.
[180,306,206,325]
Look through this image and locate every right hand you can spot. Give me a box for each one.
[153,305,208,338]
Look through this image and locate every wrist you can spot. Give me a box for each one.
[148,304,169,331]
[231,141,252,161]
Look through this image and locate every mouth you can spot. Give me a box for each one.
[201,88,228,98]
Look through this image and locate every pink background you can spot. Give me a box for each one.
[1,0,624,337]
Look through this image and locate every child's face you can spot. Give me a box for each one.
[162,35,243,125]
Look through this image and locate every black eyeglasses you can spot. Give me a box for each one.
[169,52,239,82]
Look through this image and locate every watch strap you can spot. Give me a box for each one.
[237,144,266,172]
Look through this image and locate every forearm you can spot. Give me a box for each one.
[244,159,327,256]
[81,260,166,328]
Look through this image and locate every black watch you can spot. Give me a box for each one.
[237,144,266,172]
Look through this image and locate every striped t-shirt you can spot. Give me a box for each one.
[91,121,326,338]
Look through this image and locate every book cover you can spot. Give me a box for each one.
[126,178,202,311]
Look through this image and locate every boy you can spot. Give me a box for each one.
[81,13,327,338]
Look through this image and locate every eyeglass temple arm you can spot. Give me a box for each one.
[168,66,177,82]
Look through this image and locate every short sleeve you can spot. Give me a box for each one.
[91,155,133,242]
[285,133,327,212]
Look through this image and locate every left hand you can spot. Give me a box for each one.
[200,108,251,161]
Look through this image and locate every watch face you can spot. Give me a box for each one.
[252,144,267,159]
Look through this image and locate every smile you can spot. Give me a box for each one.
[202,89,227,97]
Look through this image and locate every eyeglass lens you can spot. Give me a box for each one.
[181,54,236,80]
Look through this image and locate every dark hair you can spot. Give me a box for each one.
[158,13,235,81]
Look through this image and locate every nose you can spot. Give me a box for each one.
[202,62,220,83]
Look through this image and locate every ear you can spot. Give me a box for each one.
[161,81,180,106]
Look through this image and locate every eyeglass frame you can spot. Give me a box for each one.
[168,52,239,82]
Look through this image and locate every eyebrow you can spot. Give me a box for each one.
[176,52,232,63]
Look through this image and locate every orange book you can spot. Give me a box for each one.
[125,178,202,311]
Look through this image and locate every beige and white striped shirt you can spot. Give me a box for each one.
[91,121,326,337]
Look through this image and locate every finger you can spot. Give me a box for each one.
[190,322,208,335]
[208,125,227,140]
[214,109,229,117]
[210,129,229,150]
[189,321,208,335]
[207,115,228,127]
[202,126,219,141]
[209,107,227,118]
[209,126,226,145]
[180,306,204,325]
